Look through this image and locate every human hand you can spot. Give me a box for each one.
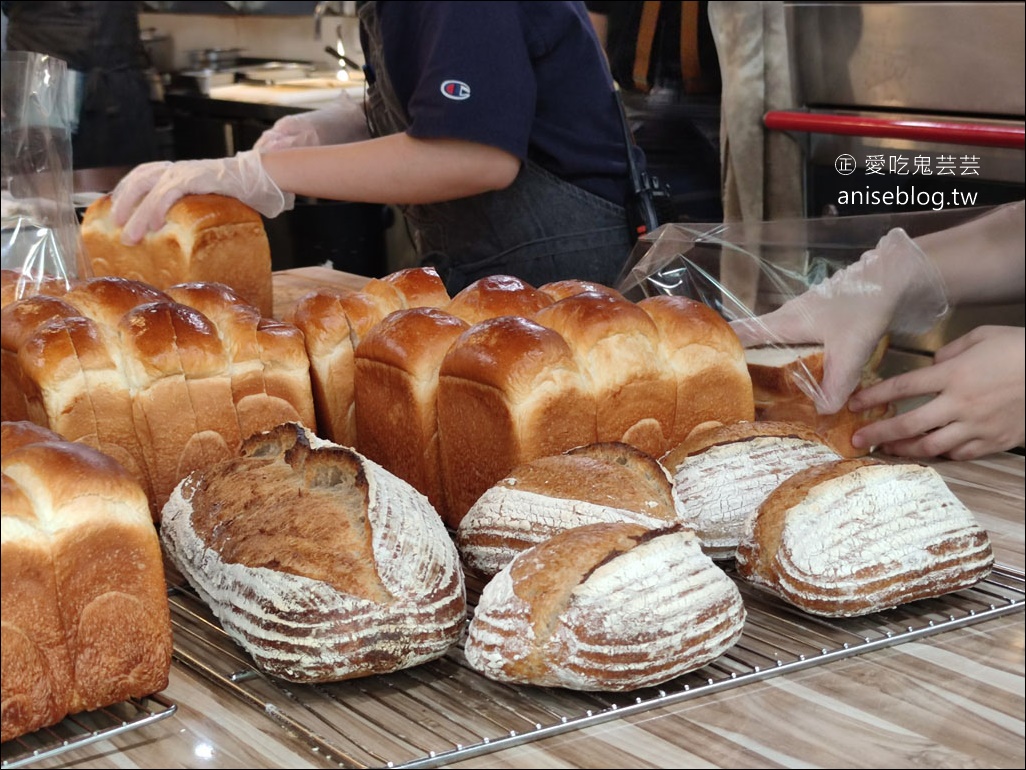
[253,94,370,152]
[731,228,949,414]
[849,325,1025,460]
[110,150,294,244]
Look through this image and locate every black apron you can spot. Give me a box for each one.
[358,1,634,294]
[3,1,158,169]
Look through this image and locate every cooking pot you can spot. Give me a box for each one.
[188,47,244,71]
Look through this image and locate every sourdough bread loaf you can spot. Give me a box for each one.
[735,457,995,616]
[464,522,746,691]
[661,421,842,560]
[159,422,467,683]
[1,421,172,742]
[80,193,274,317]
[456,442,684,577]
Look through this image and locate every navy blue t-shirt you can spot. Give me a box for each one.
[363,1,631,206]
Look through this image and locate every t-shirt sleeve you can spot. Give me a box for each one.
[379,2,536,159]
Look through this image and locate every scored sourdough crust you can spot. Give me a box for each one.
[661,421,842,560]
[1,421,172,743]
[456,441,684,577]
[735,457,995,616]
[80,193,274,317]
[160,422,467,683]
[464,522,746,691]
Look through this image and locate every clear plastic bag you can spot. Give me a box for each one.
[1,51,88,301]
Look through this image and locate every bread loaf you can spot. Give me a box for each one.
[661,421,842,560]
[457,442,684,577]
[735,457,995,616]
[464,522,746,691]
[1,421,172,742]
[744,341,890,457]
[1,276,315,516]
[160,422,467,683]
[80,193,274,317]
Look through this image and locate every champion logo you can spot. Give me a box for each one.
[440,79,471,101]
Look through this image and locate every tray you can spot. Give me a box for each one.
[165,563,1025,769]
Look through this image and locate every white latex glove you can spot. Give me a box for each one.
[252,94,370,152]
[731,228,950,414]
[110,150,294,245]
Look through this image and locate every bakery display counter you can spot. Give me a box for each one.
[1,269,1022,770]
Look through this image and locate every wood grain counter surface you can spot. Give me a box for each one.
[7,268,1022,770]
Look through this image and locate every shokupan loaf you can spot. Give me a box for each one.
[160,422,466,683]
[80,193,274,318]
[735,457,995,617]
[464,522,746,691]
[1,421,172,743]
[744,340,890,457]
[0,275,315,517]
[456,442,685,578]
[661,421,842,560]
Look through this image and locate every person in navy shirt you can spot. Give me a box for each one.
[110,1,643,293]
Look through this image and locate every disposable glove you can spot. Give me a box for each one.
[253,93,370,152]
[731,227,949,414]
[110,150,294,245]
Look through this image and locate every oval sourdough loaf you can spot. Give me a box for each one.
[661,421,842,560]
[160,422,467,683]
[457,441,684,577]
[735,457,995,616]
[1,421,172,743]
[464,522,746,691]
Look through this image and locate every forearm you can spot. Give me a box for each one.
[260,134,521,205]
[913,200,1025,305]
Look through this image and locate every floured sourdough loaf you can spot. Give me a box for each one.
[1,421,172,742]
[464,522,746,691]
[735,457,995,616]
[1,276,315,516]
[661,421,842,560]
[457,442,684,577]
[81,193,274,317]
[160,422,467,683]
[744,341,890,457]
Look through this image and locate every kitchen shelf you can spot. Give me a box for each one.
[0,694,177,769]
[164,563,1025,769]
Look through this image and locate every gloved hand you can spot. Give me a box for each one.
[110,149,295,245]
[731,227,950,414]
[252,93,370,152]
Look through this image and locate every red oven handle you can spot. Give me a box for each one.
[764,110,1025,150]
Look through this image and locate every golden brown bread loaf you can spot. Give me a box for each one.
[0,276,315,516]
[80,193,274,317]
[160,422,467,684]
[661,421,842,560]
[744,341,890,457]
[735,457,995,616]
[464,522,746,691]
[456,442,685,577]
[1,421,172,743]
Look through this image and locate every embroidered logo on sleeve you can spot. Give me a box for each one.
[440,80,471,101]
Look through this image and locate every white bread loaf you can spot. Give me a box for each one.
[80,193,274,317]
[457,442,684,577]
[744,341,890,458]
[0,276,316,517]
[160,422,467,683]
[661,421,842,560]
[735,457,995,616]
[1,421,172,743]
[286,267,451,445]
[464,522,746,691]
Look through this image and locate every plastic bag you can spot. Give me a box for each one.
[614,207,989,409]
[1,51,88,301]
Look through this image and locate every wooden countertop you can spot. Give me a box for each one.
[8,268,1022,770]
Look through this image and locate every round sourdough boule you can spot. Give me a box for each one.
[464,521,746,691]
